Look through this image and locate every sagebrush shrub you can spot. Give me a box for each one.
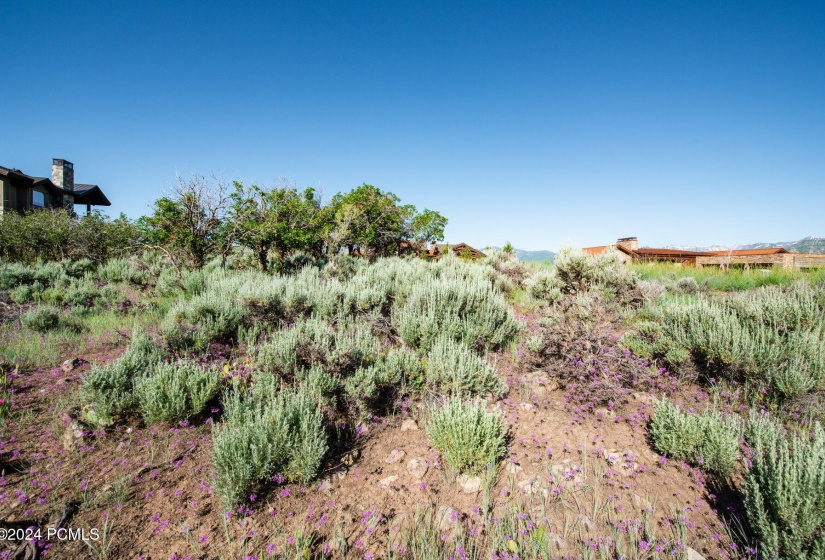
[744,421,825,559]
[10,283,44,304]
[395,276,519,353]
[661,284,825,399]
[425,336,505,396]
[427,398,507,475]
[650,399,743,475]
[0,261,36,289]
[527,270,563,304]
[553,246,635,295]
[21,305,65,332]
[212,382,327,507]
[134,361,220,423]
[97,258,149,285]
[80,330,165,424]
[675,276,701,294]
[62,281,102,308]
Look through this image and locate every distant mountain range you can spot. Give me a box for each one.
[663,236,825,254]
[487,247,556,262]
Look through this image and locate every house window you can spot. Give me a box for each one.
[32,191,45,208]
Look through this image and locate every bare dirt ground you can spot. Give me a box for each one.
[0,311,740,560]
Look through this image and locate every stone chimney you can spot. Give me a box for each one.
[52,159,74,208]
[617,237,638,251]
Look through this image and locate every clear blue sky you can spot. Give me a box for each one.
[2,1,823,251]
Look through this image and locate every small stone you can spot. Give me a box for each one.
[686,547,707,560]
[61,358,82,373]
[400,419,419,432]
[385,449,406,464]
[549,532,566,550]
[342,449,360,467]
[605,450,621,465]
[595,407,616,420]
[331,465,348,480]
[486,400,504,414]
[389,513,406,532]
[457,474,482,494]
[529,371,559,393]
[436,506,460,533]
[631,392,659,406]
[632,493,646,510]
[378,475,399,487]
[639,446,659,463]
[519,402,535,412]
[577,514,595,532]
[61,419,87,451]
[406,458,428,479]
[550,461,584,484]
[318,480,333,494]
[506,462,523,475]
[517,475,548,497]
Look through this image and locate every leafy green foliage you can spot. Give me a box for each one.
[409,209,448,247]
[328,184,412,257]
[0,209,137,264]
[212,381,327,507]
[427,398,507,475]
[228,181,326,272]
[136,173,229,270]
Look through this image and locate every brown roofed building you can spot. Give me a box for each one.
[582,237,825,269]
[428,243,486,260]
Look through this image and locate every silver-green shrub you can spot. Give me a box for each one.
[96,258,149,285]
[745,421,825,559]
[395,276,519,353]
[212,381,327,507]
[553,246,634,293]
[134,361,220,423]
[662,283,825,399]
[21,305,65,332]
[425,336,505,396]
[650,399,743,475]
[427,397,507,475]
[253,316,336,376]
[80,330,165,424]
[526,270,563,304]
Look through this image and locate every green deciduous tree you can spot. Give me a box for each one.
[137,173,229,271]
[410,208,448,250]
[0,208,137,264]
[328,184,446,258]
[229,180,324,272]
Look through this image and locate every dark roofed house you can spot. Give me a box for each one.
[0,159,111,216]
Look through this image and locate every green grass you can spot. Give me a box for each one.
[0,308,163,369]
[631,262,825,291]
